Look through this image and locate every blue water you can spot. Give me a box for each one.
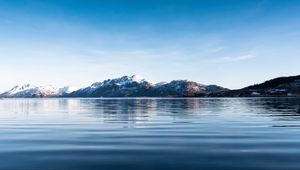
[0,98,300,170]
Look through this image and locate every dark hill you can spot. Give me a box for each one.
[213,75,300,97]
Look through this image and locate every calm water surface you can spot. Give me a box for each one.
[0,98,300,170]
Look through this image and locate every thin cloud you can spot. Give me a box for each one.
[208,54,256,63]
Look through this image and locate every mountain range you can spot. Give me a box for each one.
[0,75,299,98]
[0,84,78,98]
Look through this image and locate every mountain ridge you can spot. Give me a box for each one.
[67,75,227,97]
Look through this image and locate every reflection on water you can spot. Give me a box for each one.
[0,98,300,170]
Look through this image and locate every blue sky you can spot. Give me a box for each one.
[0,0,300,91]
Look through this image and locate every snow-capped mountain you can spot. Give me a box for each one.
[68,75,155,97]
[154,80,226,97]
[68,75,227,97]
[0,84,77,97]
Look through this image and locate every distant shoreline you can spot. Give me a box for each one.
[1,75,299,98]
[1,96,300,99]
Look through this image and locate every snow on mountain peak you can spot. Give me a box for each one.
[8,84,37,95]
[90,75,151,89]
[130,75,145,82]
[117,75,145,85]
[130,75,156,85]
